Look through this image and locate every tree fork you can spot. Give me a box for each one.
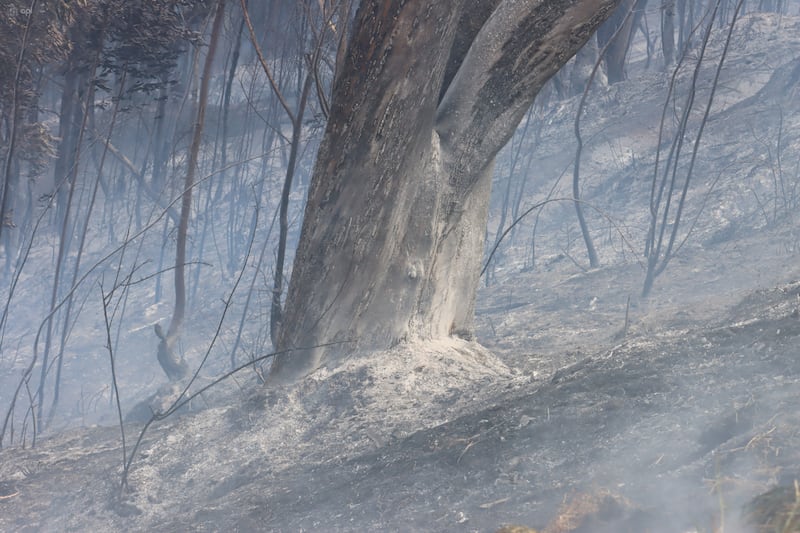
[270,0,621,383]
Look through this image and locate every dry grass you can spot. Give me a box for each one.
[542,489,637,533]
[743,481,800,533]
[495,526,539,533]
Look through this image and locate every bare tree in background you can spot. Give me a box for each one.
[157,0,226,382]
[662,0,676,67]
[597,0,647,84]
[240,0,336,348]
[643,0,744,297]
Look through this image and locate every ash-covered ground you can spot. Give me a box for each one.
[2,11,800,533]
[1,277,798,532]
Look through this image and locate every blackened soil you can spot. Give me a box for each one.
[1,281,798,532]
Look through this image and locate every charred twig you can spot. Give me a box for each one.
[100,283,128,473]
[119,339,351,491]
[482,197,643,277]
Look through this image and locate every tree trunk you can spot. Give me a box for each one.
[662,0,676,67]
[158,0,225,382]
[570,36,599,96]
[597,0,647,84]
[37,47,97,425]
[53,61,79,227]
[150,75,170,194]
[0,0,38,252]
[241,0,317,347]
[218,11,245,200]
[270,74,312,344]
[269,0,620,383]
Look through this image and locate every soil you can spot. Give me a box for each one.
[2,11,800,533]
[1,279,799,532]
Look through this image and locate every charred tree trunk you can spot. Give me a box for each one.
[0,0,38,254]
[270,0,620,383]
[157,0,225,382]
[662,0,676,67]
[38,53,96,427]
[270,74,312,344]
[219,11,245,198]
[597,0,647,84]
[52,61,79,227]
[677,0,686,51]
[151,75,170,194]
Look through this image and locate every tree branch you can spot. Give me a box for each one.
[436,0,620,191]
[240,0,296,123]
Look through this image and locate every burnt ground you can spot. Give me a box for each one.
[2,11,800,533]
[0,278,799,532]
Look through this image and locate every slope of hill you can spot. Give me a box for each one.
[1,11,800,533]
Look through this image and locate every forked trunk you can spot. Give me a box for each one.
[271,0,620,382]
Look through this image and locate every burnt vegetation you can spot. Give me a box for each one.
[1,0,800,531]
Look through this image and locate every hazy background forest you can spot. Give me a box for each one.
[1,0,800,530]
[0,0,796,443]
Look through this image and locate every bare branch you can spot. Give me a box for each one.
[240,0,297,122]
[436,0,620,190]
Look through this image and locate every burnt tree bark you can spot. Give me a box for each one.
[270,0,620,383]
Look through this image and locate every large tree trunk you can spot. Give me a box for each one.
[270,0,620,383]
